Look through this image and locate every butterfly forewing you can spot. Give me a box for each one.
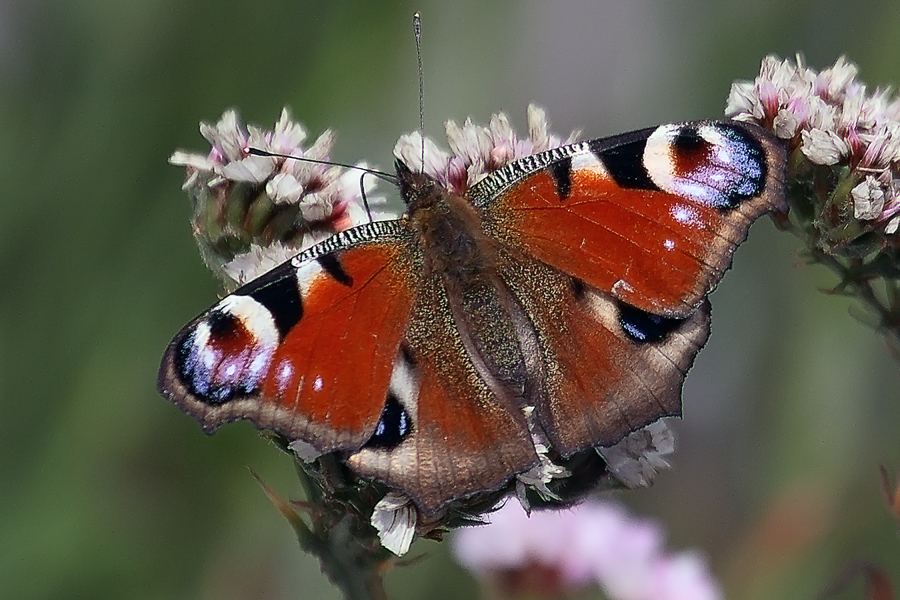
[477,120,785,318]
[158,220,421,453]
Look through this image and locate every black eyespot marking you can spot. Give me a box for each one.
[672,125,704,152]
[364,393,412,449]
[590,137,658,191]
[548,156,572,200]
[246,275,303,338]
[207,309,238,338]
[318,253,353,287]
[618,302,687,344]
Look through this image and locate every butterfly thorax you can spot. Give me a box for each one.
[396,160,491,276]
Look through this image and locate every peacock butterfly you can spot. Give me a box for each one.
[158,117,786,518]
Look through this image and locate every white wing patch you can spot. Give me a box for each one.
[570,151,610,176]
[294,258,326,298]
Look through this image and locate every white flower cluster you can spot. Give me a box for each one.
[726,55,900,234]
[597,420,676,489]
[172,109,350,217]
[169,109,386,285]
[371,492,418,556]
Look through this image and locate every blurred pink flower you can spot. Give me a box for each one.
[452,500,721,600]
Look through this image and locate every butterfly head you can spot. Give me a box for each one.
[394,158,445,212]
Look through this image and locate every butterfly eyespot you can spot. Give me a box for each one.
[364,393,412,449]
[617,302,687,344]
[175,296,279,406]
[644,122,767,209]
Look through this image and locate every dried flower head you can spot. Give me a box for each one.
[393,104,580,197]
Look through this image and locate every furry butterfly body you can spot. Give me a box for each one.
[159,119,785,516]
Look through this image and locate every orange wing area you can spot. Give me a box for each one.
[540,289,709,454]
[487,169,753,318]
[257,242,418,451]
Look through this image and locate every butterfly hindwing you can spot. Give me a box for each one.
[496,248,710,455]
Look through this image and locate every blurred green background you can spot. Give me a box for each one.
[1,1,898,599]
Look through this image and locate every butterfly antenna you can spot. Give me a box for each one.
[247,148,396,185]
[359,172,374,223]
[413,12,425,168]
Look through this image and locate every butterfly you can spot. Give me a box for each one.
[158,118,786,518]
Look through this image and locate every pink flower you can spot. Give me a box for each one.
[452,500,722,600]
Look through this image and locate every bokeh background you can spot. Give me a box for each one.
[1,0,899,598]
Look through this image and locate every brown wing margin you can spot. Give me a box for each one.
[158,221,421,454]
